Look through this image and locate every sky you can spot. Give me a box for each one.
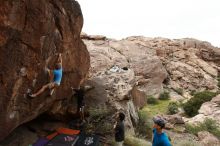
[77,0,220,47]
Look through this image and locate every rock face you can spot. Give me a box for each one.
[198,131,220,146]
[83,36,138,133]
[0,0,90,140]
[82,34,168,109]
[127,37,219,92]
[82,34,220,100]
[109,38,168,96]
[82,34,220,134]
[187,94,220,125]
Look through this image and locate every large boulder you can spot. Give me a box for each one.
[84,38,134,101]
[0,0,90,140]
[109,39,168,95]
[82,34,169,132]
[83,37,138,133]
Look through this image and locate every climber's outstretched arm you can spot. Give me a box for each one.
[57,53,62,68]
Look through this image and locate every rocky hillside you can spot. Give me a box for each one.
[82,33,220,98]
[1,1,220,145]
[0,0,89,141]
[81,33,220,145]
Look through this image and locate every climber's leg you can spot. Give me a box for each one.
[29,83,52,98]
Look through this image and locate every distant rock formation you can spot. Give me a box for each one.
[125,37,219,92]
[82,33,219,98]
[82,33,220,132]
[0,0,90,140]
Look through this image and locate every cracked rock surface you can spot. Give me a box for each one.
[0,0,90,140]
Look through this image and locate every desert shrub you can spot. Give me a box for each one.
[183,91,217,117]
[190,90,196,96]
[185,124,203,135]
[167,102,179,115]
[146,100,171,116]
[95,122,112,134]
[159,91,170,100]
[124,135,152,146]
[186,118,220,138]
[88,106,111,120]
[136,110,153,139]
[200,119,220,138]
[87,107,114,135]
[147,95,158,104]
[174,88,183,95]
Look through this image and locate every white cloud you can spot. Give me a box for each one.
[78,0,220,47]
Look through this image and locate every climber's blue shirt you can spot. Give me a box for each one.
[152,128,171,146]
[53,68,62,85]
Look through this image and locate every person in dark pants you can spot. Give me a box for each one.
[72,86,85,122]
[72,85,94,123]
[152,117,171,146]
[114,112,125,146]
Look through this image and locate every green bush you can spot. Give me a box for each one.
[174,88,183,95]
[200,119,220,138]
[147,96,158,104]
[159,91,170,100]
[185,124,203,135]
[145,100,171,116]
[186,118,220,138]
[167,102,179,115]
[183,91,217,117]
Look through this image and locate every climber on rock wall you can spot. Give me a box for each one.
[28,53,63,98]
